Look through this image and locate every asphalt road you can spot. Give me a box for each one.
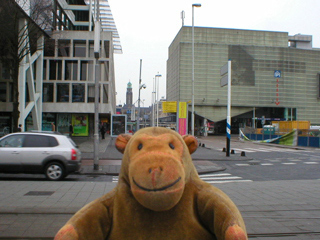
[1,141,319,183]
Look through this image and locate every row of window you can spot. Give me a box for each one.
[43,82,109,103]
[44,59,109,81]
[44,39,110,58]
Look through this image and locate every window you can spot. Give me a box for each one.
[102,84,108,103]
[104,40,110,58]
[87,84,95,102]
[58,40,70,57]
[73,40,86,57]
[44,38,55,57]
[43,83,54,102]
[24,135,58,147]
[0,135,25,147]
[49,60,62,80]
[87,84,100,102]
[72,84,85,102]
[80,61,88,81]
[1,64,11,80]
[0,82,6,102]
[43,60,47,80]
[57,83,69,102]
[318,73,320,98]
[8,83,13,102]
[65,60,78,80]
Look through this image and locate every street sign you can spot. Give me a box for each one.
[220,63,228,76]
[274,70,281,78]
[220,75,228,87]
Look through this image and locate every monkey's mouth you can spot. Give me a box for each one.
[132,177,181,192]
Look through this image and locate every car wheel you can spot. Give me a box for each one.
[45,162,65,181]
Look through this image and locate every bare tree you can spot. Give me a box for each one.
[0,0,52,132]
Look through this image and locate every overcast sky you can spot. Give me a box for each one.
[109,0,320,107]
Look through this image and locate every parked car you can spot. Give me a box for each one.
[0,132,81,180]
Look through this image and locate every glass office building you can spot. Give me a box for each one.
[0,0,121,136]
[167,27,320,133]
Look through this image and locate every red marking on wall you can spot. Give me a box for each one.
[275,78,280,105]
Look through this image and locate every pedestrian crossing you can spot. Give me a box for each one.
[228,147,302,153]
[235,160,319,167]
[199,173,252,184]
[112,173,253,184]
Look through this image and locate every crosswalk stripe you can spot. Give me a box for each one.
[201,176,242,180]
[231,148,255,153]
[206,180,253,184]
[199,173,231,177]
[304,162,319,164]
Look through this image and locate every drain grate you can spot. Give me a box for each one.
[24,191,55,196]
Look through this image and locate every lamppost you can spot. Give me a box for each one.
[152,78,156,127]
[191,3,201,136]
[137,59,146,131]
[137,83,146,131]
[93,0,101,170]
[155,73,162,127]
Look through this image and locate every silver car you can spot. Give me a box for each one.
[0,132,81,180]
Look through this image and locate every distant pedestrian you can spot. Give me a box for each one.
[69,124,73,137]
[100,125,106,139]
[51,122,55,131]
[17,124,22,132]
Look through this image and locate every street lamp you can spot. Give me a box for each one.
[152,78,156,127]
[137,59,146,131]
[93,0,101,170]
[191,3,201,136]
[155,73,162,127]
[137,83,146,131]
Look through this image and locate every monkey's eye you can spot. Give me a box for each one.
[169,143,175,149]
[137,143,143,150]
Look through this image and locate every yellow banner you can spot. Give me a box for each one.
[179,102,187,118]
[162,101,177,113]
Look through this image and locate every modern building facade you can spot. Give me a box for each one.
[167,27,320,133]
[0,0,121,137]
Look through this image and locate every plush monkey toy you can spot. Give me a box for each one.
[55,127,247,240]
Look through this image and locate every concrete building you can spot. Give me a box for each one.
[0,0,121,137]
[167,27,320,134]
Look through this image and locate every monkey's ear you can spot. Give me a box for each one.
[182,135,198,154]
[115,134,132,153]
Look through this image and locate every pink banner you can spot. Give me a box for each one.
[178,118,187,135]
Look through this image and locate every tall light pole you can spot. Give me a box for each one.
[93,0,101,170]
[137,59,142,131]
[155,73,162,127]
[191,3,201,136]
[152,78,155,127]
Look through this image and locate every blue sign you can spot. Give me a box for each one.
[274,70,281,78]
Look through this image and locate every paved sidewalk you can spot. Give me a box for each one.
[0,180,320,239]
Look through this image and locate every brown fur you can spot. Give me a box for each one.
[55,127,247,240]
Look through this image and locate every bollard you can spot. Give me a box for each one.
[231,149,235,154]
[202,143,205,147]
[222,148,226,152]
[241,151,246,157]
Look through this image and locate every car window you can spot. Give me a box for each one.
[0,135,25,147]
[23,135,58,147]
